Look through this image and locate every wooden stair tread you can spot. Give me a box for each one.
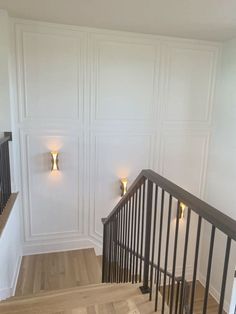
[6,283,110,302]
[0,283,168,314]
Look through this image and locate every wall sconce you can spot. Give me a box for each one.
[120,178,128,197]
[50,151,59,171]
[179,202,186,219]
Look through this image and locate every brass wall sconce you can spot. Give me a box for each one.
[51,151,59,171]
[179,202,186,219]
[120,178,128,197]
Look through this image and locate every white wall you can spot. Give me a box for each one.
[0,197,22,300]
[0,10,11,132]
[11,18,220,272]
[201,38,236,313]
[0,10,23,300]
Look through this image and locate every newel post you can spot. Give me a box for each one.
[140,179,153,294]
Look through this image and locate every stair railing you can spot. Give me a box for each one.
[0,132,12,214]
[102,169,236,313]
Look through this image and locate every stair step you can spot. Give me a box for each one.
[0,284,168,314]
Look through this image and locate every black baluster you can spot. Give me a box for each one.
[135,186,141,282]
[149,184,158,300]
[169,201,181,313]
[203,225,215,314]
[155,189,165,311]
[140,180,153,294]
[129,195,134,282]
[139,180,146,282]
[189,216,202,313]
[178,207,191,313]
[218,237,231,314]
[132,191,137,283]
[162,194,172,313]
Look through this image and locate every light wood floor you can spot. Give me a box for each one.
[193,281,226,314]
[12,249,226,313]
[15,248,102,296]
[159,280,226,314]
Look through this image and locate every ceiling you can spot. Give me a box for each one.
[0,0,236,41]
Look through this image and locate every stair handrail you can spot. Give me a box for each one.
[103,169,236,241]
[102,169,236,313]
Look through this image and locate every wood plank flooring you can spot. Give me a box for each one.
[14,249,227,313]
[159,280,226,314]
[0,284,167,314]
[193,281,226,314]
[15,248,102,296]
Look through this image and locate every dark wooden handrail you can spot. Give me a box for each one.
[102,169,235,313]
[103,169,236,241]
[0,135,11,146]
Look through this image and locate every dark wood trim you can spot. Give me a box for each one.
[103,169,236,241]
[0,193,18,236]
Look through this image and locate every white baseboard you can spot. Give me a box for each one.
[0,254,22,301]
[23,237,103,256]
[198,271,230,313]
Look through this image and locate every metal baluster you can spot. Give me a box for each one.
[178,207,191,313]
[132,191,138,283]
[114,212,118,282]
[139,180,146,282]
[169,201,181,313]
[108,221,112,282]
[127,197,131,282]
[122,203,126,282]
[149,184,158,300]
[135,186,141,282]
[218,237,231,314]
[123,201,128,282]
[119,205,124,282]
[102,222,107,283]
[203,225,216,314]
[175,281,180,314]
[155,189,165,311]
[129,195,134,282]
[189,216,202,313]
[140,180,153,294]
[162,194,172,313]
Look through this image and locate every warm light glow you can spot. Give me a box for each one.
[51,151,59,171]
[120,178,128,196]
[179,202,186,219]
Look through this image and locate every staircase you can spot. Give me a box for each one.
[0,249,168,314]
[0,169,235,313]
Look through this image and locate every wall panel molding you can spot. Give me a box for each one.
[89,33,161,126]
[158,129,210,198]
[161,42,219,125]
[88,133,154,241]
[12,19,220,253]
[20,129,85,243]
[15,23,87,124]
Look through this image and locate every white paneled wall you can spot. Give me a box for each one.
[11,19,220,255]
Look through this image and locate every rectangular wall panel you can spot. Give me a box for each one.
[90,33,160,123]
[20,131,83,240]
[159,130,209,197]
[16,24,86,122]
[163,43,218,123]
[89,134,152,240]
